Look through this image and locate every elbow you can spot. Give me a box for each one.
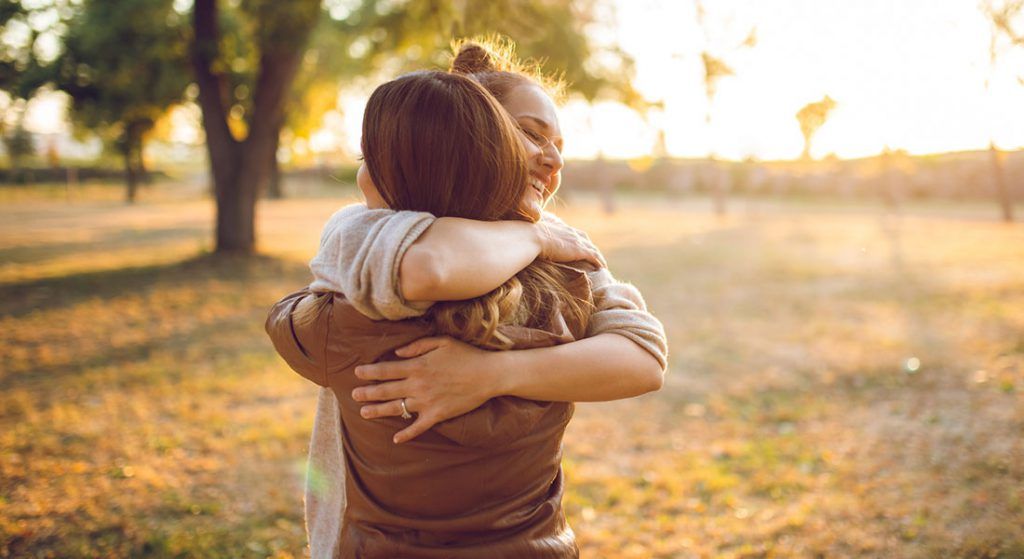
[634,354,665,395]
[609,333,666,396]
[399,247,445,302]
[642,362,666,394]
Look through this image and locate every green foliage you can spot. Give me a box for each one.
[277,0,649,155]
[241,0,322,52]
[0,0,67,100]
[333,0,643,105]
[196,0,322,137]
[42,0,191,198]
[53,0,190,141]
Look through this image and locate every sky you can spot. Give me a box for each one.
[20,0,1024,162]
[558,0,1024,160]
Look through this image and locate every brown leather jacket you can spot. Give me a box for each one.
[265,264,593,558]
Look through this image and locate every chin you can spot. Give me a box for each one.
[520,200,543,222]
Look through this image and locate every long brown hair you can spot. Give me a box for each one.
[306,60,590,347]
[361,70,531,222]
[425,40,591,348]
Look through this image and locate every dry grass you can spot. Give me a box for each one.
[1,183,1022,558]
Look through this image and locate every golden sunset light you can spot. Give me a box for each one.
[3,1,1023,557]
[317,0,1024,162]
[567,0,1024,160]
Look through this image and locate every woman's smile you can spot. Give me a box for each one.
[529,176,546,198]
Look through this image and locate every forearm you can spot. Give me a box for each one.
[400,217,539,302]
[491,333,664,402]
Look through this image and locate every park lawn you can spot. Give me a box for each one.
[1,185,1023,558]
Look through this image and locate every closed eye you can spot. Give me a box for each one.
[524,128,546,145]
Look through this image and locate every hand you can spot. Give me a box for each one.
[535,220,606,268]
[350,336,503,444]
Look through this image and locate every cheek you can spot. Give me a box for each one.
[519,187,543,221]
[547,172,561,198]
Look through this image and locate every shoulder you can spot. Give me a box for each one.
[321,203,394,232]
[320,203,437,242]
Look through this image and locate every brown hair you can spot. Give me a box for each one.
[448,36,566,106]
[360,70,531,222]
[304,61,589,347]
[426,39,589,348]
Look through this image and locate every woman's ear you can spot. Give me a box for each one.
[357,163,388,209]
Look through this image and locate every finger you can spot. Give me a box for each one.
[359,399,406,419]
[583,248,605,269]
[354,361,414,381]
[393,414,439,444]
[394,336,446,358]
[351,380,408,402]
[578,237,606,267]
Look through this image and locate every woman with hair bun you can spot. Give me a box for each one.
[268,39,667,558]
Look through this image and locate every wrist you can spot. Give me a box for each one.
[516,220,543,260]
[483,348,520,398]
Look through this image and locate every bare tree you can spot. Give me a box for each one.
[795,95,837,161]
[694,0,755,215]
[980,0,1022,222]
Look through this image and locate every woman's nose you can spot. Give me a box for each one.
[540,144,563,174]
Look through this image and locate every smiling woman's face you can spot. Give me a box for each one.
[500,83,564,221]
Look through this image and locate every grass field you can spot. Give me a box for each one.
[2,181,1023,558]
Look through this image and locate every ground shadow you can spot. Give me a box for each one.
[0,226,208,265]
[0,252,311,319]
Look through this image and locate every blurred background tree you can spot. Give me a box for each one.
[693,0,756,216]
[1,119,33,169]
[980,0,1022,222]
[190,0,320,252]
[189,0,642,253]
[49,0,190,203]
[0,0,58,168]
[339,0,643,105]
[0,0,642,252]
[796,95,837,162]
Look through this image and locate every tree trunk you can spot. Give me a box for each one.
[266,122,283,199]
[990,142,1014,223]
[122,121,146,204]
[124,146,139,204]
[191,0,316,253]
[709,155,727,216]
[137,145,149,184]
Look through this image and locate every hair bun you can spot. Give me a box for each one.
[450,42,496,74]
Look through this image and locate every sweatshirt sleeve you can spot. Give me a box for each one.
[308,204,437,321]
[542,210,669,371]
[585,265,669,373]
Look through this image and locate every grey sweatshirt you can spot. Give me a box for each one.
[302,204,668,558]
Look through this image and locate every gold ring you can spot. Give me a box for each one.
[399,398,413,420]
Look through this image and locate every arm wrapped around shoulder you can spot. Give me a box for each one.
[585,268,669,372]
[265,288,331,387]
[308,204,436,321]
